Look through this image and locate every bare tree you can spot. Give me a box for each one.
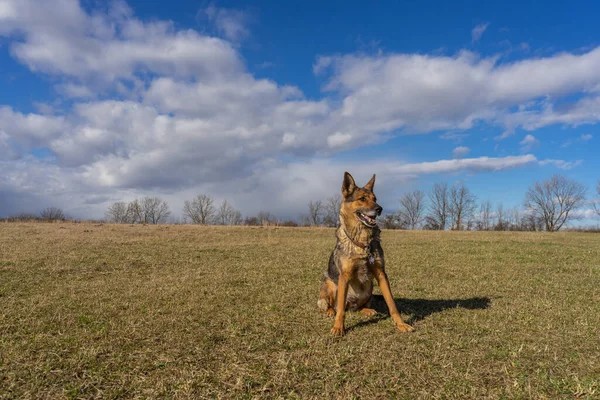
[509,207,521,231]
[477,200,493,231]
[40,207,65,220]
[595,180,600,217]
[495,203,506,231]
[423,215,442,230]
[427,182,449,230]
[449,183,477,231]
[521,211,538,231]
[299,214,311,227]
[308,200,324,226]
[140,197,170,224]
[524,174,587,232]
[183,194,215,224]
[126,199,143,224]
[323,194,342,227]
[105,202,128,223]
[216,200,242,225]
[257,211,277,226]
[244,216,260,226]
[399,190,426,230]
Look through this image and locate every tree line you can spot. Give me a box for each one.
[380,174,590,232]
[104,195,290,226]
[2,207,68,222]
[4,174,599,231]
[304,174,596,232]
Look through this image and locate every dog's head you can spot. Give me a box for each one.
[339,172,382,229]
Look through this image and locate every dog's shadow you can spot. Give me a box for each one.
[347,295,492,331]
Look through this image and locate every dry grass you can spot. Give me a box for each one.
[1,222,600,399]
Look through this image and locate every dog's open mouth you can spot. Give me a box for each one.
[356,211,378,227]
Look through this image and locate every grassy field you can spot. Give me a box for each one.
[1,222,599,399]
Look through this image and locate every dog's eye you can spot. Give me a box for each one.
[360,196,366,201]
[374,197,377,202]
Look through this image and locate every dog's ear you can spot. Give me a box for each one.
[364,174,376,192]
[342,172,357,198]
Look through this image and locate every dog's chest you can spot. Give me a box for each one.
[355,257,374,284]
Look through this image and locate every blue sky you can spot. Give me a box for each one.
[1,0,599,224]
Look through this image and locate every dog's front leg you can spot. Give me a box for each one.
[331,268,352,336]
[374,268,414,332]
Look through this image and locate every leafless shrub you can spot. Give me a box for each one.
[40,207,65,221]
[379,213,404,229]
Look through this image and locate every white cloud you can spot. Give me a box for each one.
[327,132,352,148]
[503,97,600,135]
[0,1,597,219]
[0,153,561,219]
[0,0,242,85]
[471,23,489,43]
[452,146,471,159]
[571,209,598,220]
[0,131,19,160]
[202,4,251,42]
[580,133,592,141]
[317,47,600,139]
[0,106,67,149]
[519,134,539,152]
[385,154,538,179]
[56,83,95,99]
[538,159,583,170]
[441,131,469,142]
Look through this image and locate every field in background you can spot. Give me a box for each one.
[1,223,599,399]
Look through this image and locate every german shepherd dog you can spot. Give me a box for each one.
[318,172,414,336]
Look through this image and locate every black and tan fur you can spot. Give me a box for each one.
[318,172,414,336]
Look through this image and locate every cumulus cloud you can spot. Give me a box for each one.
[452,146,471,159]
[519,134,539,152]
[202,4,252,42]
[0,106,67,149]
[316,47,600,138]
[384,154,538,178]
[503,97,600,135]
[0,0,242,85]
[0,0,596,219]
[0,153,558,219]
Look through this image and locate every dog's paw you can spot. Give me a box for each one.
[359,308,377,317]
[326,308,335,318]
[330,325,345,336]
[395,322,414,333]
